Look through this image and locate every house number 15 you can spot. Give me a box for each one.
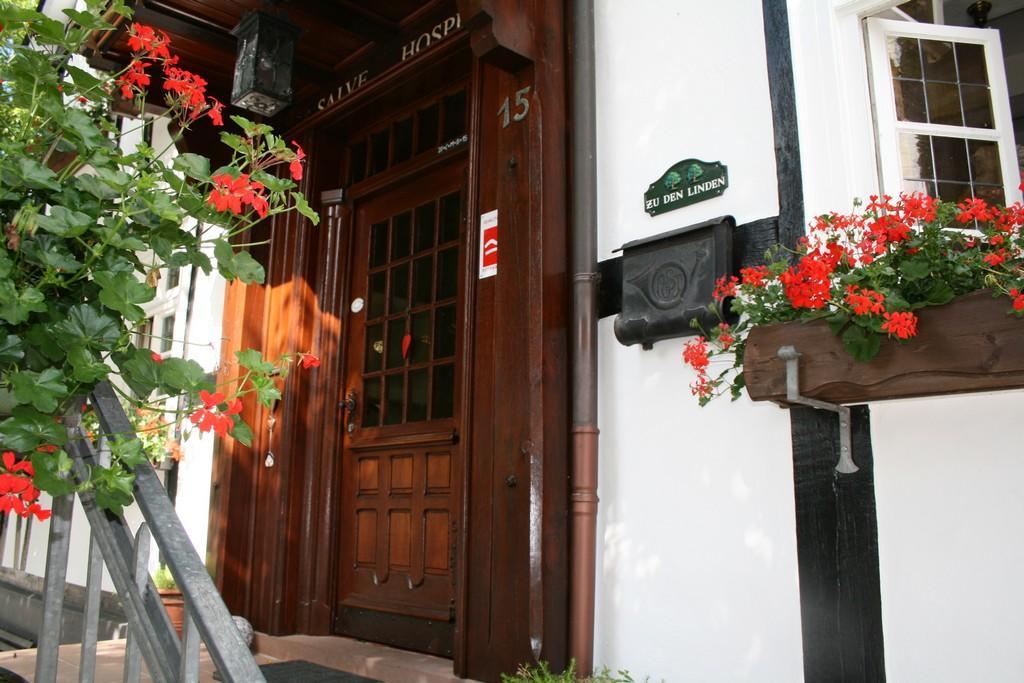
[498,86,531,128]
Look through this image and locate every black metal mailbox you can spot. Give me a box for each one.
[613,216,734,349]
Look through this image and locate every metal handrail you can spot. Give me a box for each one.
[32,382,265,683]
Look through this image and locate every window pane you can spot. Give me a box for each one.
[166,267,180,290]
[370,221,388,268]
[893,79,927,123]
[899,132,934,180]
[365,323,383,372]
[392,117,413,164]
[384,374,404,425]
[407,369,428,422]
[932,136,970,182]
[412,255,434,308]
[968,139,1001,185]
[389,263,409,314]
[386,318,405,368]
[926,82,963,126]
[391,212,412,260]
[955,43,988,85]
[410,311,431,364]
[416,104,440,154]
[434,304,456,359]
[363,377,382,427]
[414,202,436,252]
[436,247,458,301]
[936,181,972,203]
[370,129,389,175]
[439,192,461,243]
[442,89,467,141]
[888,37,922,79]
[367,271,386,319]
[898,0,933,22]
[432,364,454,419]
[160,315,175,353]
[974,185,1005,205]
[921,40,956,82]
[961,84,993,128]
[349,140,367,184]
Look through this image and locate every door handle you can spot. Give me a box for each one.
[341,391,357,433]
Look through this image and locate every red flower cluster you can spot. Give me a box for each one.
[683,337,715,399]
[1011,288,1024,312]
[299,352,320,369]
[881,311,918,339]
[739,265,769,288]
[0,452,50,521]
[712,275,738,301]
[289,142,306,182]
[207,173,269,218]
[188,390,243,437]
[845,285,885,316]
[116,23,222,127]
[779,255,833,309]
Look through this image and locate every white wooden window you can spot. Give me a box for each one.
[866,18,1022,205]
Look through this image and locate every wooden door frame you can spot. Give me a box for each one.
[207,1,572,679]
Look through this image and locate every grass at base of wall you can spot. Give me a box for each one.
[500,661,644,683]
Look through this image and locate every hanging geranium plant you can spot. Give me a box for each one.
[684,188,1024,405]
[0,2,320,515]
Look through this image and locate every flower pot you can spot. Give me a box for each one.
[744,290,1024,404]
[158,588,185,638]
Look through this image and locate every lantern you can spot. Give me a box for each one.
[230,10,300,117]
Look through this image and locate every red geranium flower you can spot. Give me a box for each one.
[881,311,918,340]
[206,173,268,218]
[300,352,321,369]
[289,141,306,181]
[207,97,224,127]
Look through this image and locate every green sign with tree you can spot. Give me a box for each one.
[644,159,728,216]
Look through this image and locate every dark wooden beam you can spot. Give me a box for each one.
[133,1,236,54]
[791,406,886,683]
[303,0,399,44]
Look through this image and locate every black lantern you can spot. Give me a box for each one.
[230,10,300,117]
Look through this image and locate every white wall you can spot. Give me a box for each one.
[594,2,804,681]
[790,2,1024,681]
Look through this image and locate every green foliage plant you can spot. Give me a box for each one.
[501,660,642,683]
[153,563,176,591]
[0,2,320,516]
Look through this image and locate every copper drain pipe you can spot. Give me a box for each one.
[569,0,599,675]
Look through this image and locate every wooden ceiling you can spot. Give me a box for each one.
[89,0,450,110]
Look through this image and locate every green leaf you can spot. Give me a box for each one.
[75,174,119,200]
[899,256,931,281]
[925,280,955,307]
[250,374,281,408]
[16,158,60,191]
[89,464,134,515]
[66,65,104,92]
[826,311,850,336]
[22,235,83,272]
[65,108,110,149]
[214,240,265,284]
[292,191,320,225]
[10,368,69,413]
[63,8,114,29]
[67,346,110,383]
[251,171,294,193]
[35,205,94,237]
[172,153,211,181]
[841,324,882,363]
[0,407,68,452]
[0,283,47,325]
[0,335,25,365]
[53,304,122,351]
[0,7,45,23]
[30,450,77,497]
[159,357,212,395]
[110,436,148,469]
[116,347,162,398]
[230,418,254,447]
[235,349,275,374]
[218,132,249,155]
[94,272,155,322]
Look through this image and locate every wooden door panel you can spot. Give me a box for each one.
[335,157,466,655]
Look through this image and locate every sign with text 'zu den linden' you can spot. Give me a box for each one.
[644,159,728,216]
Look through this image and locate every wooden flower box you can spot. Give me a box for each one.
[743,290,1024,404]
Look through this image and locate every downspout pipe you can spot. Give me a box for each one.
[569,0,599,676]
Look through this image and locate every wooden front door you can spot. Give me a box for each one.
[335,158,466,656]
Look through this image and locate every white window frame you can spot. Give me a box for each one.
[865,17,1022,204]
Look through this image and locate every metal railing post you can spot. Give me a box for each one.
[80,439,111,683]
[123,522,151,683]
[34,492,75,683]
[179,604,199,683]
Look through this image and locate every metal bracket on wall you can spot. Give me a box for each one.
[777,345,858,474]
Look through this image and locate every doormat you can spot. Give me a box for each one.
[215,660,382,682]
